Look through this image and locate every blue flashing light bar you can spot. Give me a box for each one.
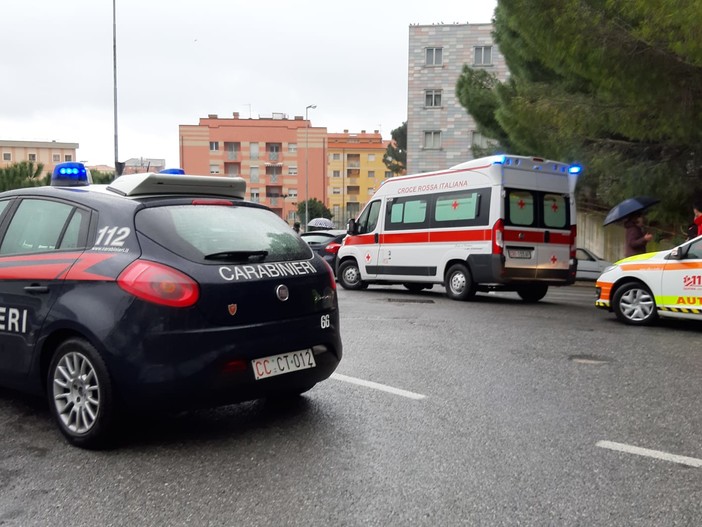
[159,168,185,175]
[568,164,583,174]
[493,155,507,164]
[52,162,91,187]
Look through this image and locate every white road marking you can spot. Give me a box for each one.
[331,373,427,400]
[597,440,702,468]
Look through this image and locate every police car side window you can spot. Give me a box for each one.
[0,199,83,255]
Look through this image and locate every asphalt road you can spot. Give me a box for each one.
[0,282,700,526]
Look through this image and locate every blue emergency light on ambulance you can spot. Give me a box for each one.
[52,162,92,187]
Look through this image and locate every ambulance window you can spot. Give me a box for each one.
[357,200,381,234]
[388,198,428,229]
[687,239,702,259]
[507,191,534,226]
[435,192,480,222]
[543,193,567,228]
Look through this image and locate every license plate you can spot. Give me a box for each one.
[508,249,532,259]
[252,349,316,380]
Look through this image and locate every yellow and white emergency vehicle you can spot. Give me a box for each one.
[595,235,702,325]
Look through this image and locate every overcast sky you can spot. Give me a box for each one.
[1,0,497,168]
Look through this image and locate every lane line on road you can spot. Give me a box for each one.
[596,440,702,468]
[331,373,427,400]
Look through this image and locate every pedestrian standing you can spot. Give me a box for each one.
[624,213,652,257]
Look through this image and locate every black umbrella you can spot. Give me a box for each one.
[603,196,660,226]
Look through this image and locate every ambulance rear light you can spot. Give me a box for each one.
[569,225,577,260]
[492,219,504,255]
[52,162,92,187]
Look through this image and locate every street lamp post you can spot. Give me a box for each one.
[304,104,316,230]
[113,0,119,177]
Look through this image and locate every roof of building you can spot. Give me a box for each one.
[0,140,79,149]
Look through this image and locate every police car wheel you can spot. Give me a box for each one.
[445,264,476,301]
[613,282,658,326]
[338,260,367,290]
[47,338,117,449]
[517,284,549,303]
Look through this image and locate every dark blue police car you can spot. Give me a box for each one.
[0,163,342,448]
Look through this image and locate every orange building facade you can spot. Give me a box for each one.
[179,113,327,224]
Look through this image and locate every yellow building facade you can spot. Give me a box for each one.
[327,131,391,228]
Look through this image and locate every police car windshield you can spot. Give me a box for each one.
[136,204,312,263]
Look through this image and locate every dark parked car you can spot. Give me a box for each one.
[0,163,342,448]
[300,229,347,276]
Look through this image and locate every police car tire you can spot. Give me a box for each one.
[612,282,659,326]
[338,260,367,290]
[47,338,117,450]
[445,264,476,301]
[517,284,549,303]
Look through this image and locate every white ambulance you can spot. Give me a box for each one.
[336,155,582,302]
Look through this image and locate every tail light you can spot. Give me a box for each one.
[324,242,342,256]
[570,225,577,260]
[118,260,199,307]
[492,219,504,255]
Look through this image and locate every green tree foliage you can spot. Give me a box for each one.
[90,169,114,184]
[297,198,333,226]
[456,0,702,235]
[0,161,48,191]
[383,121,407,175]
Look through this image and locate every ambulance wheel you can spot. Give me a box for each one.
[338,260,368,290]
[47,338,117,449]
[613,282,658,326]
[445,264,476,301]
[517,284,549,303]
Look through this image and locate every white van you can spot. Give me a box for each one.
[336,155,581,302]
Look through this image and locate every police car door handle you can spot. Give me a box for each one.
[24,285,49,294]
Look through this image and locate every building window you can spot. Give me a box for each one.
[368,188,375,196]
[250,166,259,183]
[2,153,10,161]
[423,131,442,149]
[209,141,219,151]
[332,170,341,178]
[332,188,341,195]
[368,171,375,178]
[52,154,60,162]
[332,153,341,161]
[368,154,376,162]
[472,131,489,148]
[474,46,493,66]
[288,189,298,199]
[250,188,260,203]
[28,153,37,161]
[288,166,298,175]
[425,89,442,107]
[64,155,72,162]
[385,171,392,178]
[425,47,443,66]
[250,142,259,160]
[288,143,297,153]
[210,163,220,174]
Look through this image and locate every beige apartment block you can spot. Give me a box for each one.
[0,140,78,175]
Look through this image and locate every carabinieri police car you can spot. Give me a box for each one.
[595,234,702,325]
[0,163,342,448]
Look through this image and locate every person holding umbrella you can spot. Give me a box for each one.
[624,213,652,257]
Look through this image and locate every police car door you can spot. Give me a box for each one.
[0,198,89,380]
[661,238,702,315]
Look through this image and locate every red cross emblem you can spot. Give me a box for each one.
[551,201,559,212]
[365,252,372,262]
[452,200,459,210]
[518,199,526,209]
[550,255,558,264]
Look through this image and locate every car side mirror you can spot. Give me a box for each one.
[347,218,358,236]
[669,247,684,260]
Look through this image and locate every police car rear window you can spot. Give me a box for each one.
[135,204,312,262]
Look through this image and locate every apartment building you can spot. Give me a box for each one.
[0,140,78,174]
[179,113,326,224]
[407,23,509,174]
[327,131,391,228]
